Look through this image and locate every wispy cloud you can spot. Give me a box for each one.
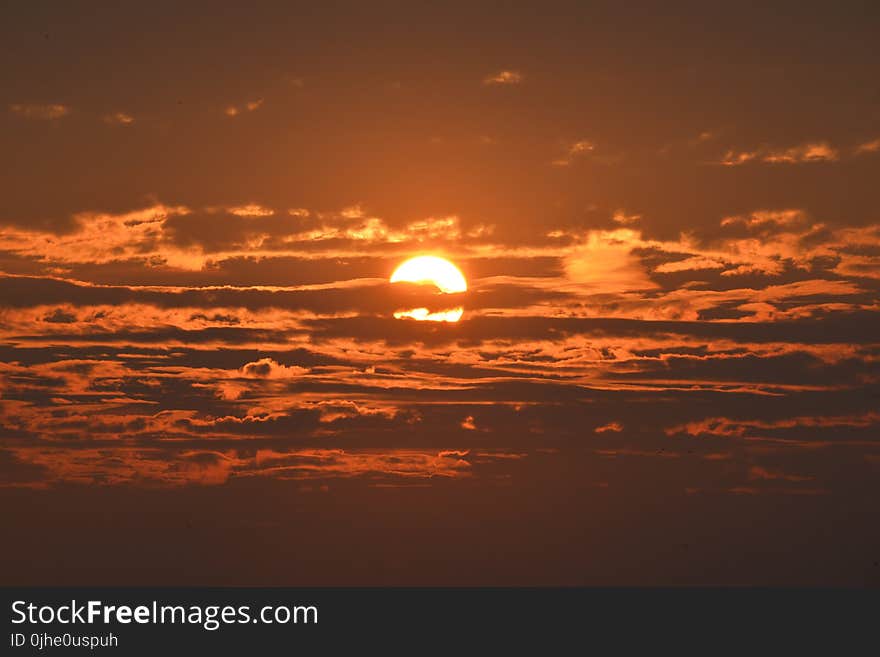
[854,138,880,155]
[551,140,595,166]
[225,98,264,117]
[666,412,880,439]
[5,446,487,487]
[748,466,812,482]
[719,141,838,166]
[762,142,838,163]
[595,422,623,433]
[612,210,641,225]
[9,103,70,120]
[102,112,135,126]
[483,70,523,85]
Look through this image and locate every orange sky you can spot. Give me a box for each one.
[1,1,879,586]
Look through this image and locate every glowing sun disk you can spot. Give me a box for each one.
[390,256,466,322]
[390,256,467,293]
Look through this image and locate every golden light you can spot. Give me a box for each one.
[390,255,467,322]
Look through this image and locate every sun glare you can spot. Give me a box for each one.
[390,256,466,322]
[390,256,467,293]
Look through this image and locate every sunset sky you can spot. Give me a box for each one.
[1,2,879,586]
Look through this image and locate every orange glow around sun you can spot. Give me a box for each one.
[390,255,466,322]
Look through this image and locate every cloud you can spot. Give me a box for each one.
[763,142,838,163]
[3,446,489,487]
[0,203,503,273]
[748,466,812,482]
[249,448,474,482]
[719,209,805,229]
[0,195,876,498]
[228,204,274,217]
[1,202,875,327]
[641,210,880,283]
[594,422,623,433]
[562,228,659,292]
[718,150,757,166]
[854,138,880,155]
[225,98,264,117]
[666,411,880,439]
[649,210,816,275]
[612,211,641,225]
[0,204,202,269]
[240,358,309,379]
[833,254,880,280]
[483,70,523,85]
[9,103,70,120]
[1,447,240,487]
[719,142,838,165]
[551,140,595,166]
[103,112,135,126]
[653,256,726,274]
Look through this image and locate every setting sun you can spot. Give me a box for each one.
[390,255,467,322]
[390,255,467,293]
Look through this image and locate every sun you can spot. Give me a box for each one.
[390,256,467,293]
[390,255,467,322]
